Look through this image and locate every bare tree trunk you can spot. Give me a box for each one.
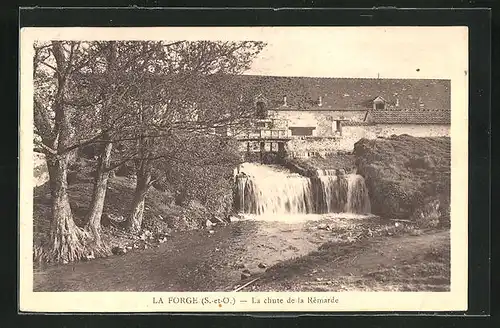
[84,140,113,256]
[43,154,89,263]
[83,41,117,251]
[127,163,151,233]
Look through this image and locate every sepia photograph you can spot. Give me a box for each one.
[19,26,468,312]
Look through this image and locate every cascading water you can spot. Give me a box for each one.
[313,169,371,214]
[234,163,371,217]
[234,163,314,215]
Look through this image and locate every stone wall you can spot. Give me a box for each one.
[268,109,367,137]
[287,124,450,156]
[237,108,450,157]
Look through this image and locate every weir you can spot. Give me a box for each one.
[234,163,371,216]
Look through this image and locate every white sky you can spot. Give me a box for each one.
[242,27,468,79]
[23,26,468,79]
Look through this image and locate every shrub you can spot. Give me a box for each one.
[354,135,450,225]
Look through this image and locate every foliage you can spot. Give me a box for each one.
[354,134,450,227]
[32,40,267,262]
[160,134,241,221]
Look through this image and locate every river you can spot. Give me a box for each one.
[34,162,377,292]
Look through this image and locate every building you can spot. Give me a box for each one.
[230,75,451,157]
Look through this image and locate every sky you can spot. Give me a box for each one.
[23,26,468,80]
[241,27,468,79]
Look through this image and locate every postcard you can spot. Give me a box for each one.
[19,26,468,312]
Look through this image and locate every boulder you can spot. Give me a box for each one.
[111,246,127,255]
[241,272,251,280]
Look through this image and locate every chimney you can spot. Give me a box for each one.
[318,96,323,107]
[283,95,287,107]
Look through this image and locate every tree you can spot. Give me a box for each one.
[162,133,241,222]
[33,41,92,262]
[33,41,166,261]
[115,41,266,233]
[33,40,267,261]
[71,41,167,254]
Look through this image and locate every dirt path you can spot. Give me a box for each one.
[33,218,450,292]
[254,230,450,292]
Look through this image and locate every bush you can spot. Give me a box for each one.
[354,135,450,225]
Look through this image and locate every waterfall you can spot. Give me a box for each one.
[234,163,371,216]
[235,163,314,215]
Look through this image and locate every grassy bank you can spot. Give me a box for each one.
[354,135,450,227]
[33,175,220,266]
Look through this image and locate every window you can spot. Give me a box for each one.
[331,120,343,136]
[256,102,267,119]
[255,121,267,128]
[373,96,386,110]
[289,127,315,136]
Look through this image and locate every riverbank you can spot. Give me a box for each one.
[33,175,225,266]
[34,215,449,292]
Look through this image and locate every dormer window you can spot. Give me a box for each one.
[373,96,386,110]
[283,95,287,107]
[256,101,267,119]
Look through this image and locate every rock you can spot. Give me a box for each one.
[258,262,267,269]
[242,269,251,274]
[241,272,251,280]
[112,246,127,255]
[410,229,423,236]
[235,263,246,269]
[412,197,442,228]
[85,251,95,260]
[206,219,214,228]
[126,246,132,250]
[144,245,148,250]
[102,213,125,227]
[317,223,330,230]
[66,170,78,185]
[133,244,138,249]
[229,216,240,222]
[208,230,215,234]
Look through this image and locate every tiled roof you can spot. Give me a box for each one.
[234,75,451,111]
[367,110,451,124]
